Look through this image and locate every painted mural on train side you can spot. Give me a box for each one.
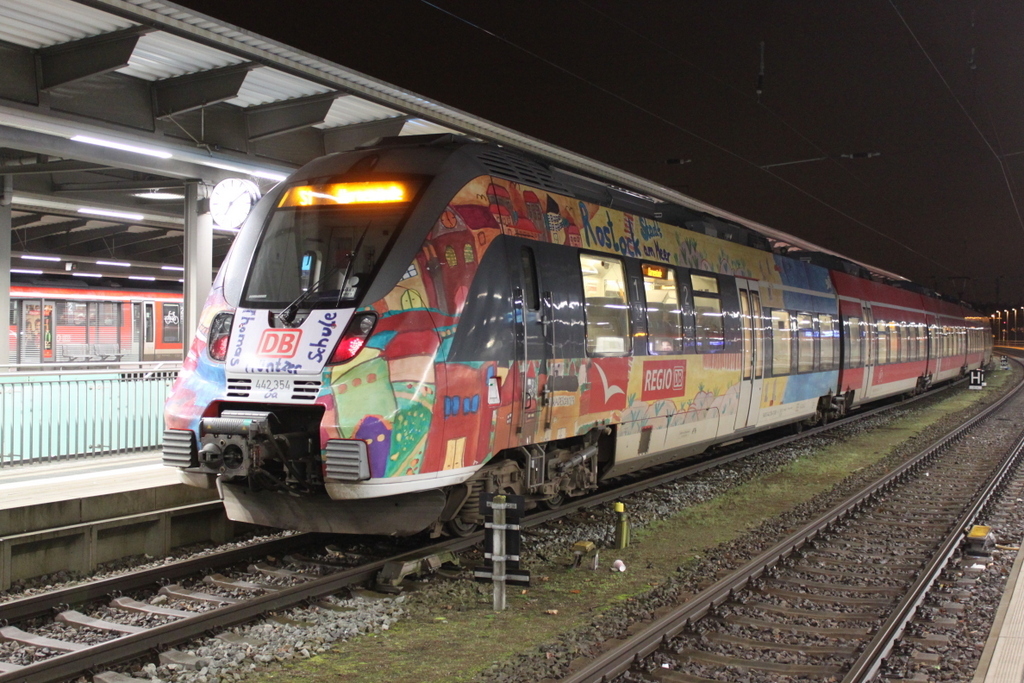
[166,174,833,482]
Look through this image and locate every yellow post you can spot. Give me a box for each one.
[613,501,630,550]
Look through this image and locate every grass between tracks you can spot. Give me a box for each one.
[252,366,1016,683]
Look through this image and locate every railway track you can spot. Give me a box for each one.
[551,368,1024,683]
[0,374,998,682]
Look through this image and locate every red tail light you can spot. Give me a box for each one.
[208,312,234,361]
[329,312,377,365]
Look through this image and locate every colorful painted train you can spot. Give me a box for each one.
[8,282,184,365]
[162,135,992,536]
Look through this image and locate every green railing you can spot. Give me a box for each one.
[0,364,181,465]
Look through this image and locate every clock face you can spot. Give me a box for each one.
[210,178,261,229]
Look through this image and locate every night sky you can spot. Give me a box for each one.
[177,0,1024,309]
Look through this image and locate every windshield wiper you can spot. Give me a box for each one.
[275,265,343,327]
[275,226,370,327]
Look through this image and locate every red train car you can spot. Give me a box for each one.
[831,271,989,410]
[8,283,183,365]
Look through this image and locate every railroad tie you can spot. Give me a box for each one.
[248,563,313,581]
[56,610,146,634]
[109,596,193,618]
[678,649,845,676]
[0,625,87,651]
[203,573,279,592]
[158,584,239,605]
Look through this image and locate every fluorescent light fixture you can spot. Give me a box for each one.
[129,275,156,281]
[132,192,184,200]
[96,260,131,267]
[72,272,102,278]
[71,135,173,159]
[161,265,185,271]
[178,279,184,283]
[207,161,289,182]
[78,208,145,221]
[11,268,43,275]
[21,254,61,262]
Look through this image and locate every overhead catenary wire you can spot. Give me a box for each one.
[416,0,956,275]
[889,0,1024,239]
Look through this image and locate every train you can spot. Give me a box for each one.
[8,283,184,365]
[161,135,992,537]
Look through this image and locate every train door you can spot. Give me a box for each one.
[861,304,876,399]
[20,300,42,364]
[510,245,547,443]
[734,282,764,430]
[132,303,143,361]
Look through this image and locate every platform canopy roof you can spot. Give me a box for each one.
[0,0,905,283]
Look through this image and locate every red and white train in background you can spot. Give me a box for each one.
[7,281,184,365]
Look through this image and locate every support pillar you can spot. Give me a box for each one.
[0,176,11,365]
[183,181,212,358]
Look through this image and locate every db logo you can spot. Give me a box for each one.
[257,329,302,358]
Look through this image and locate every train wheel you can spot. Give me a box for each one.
[538,493,566,510]
[445,517,479,537]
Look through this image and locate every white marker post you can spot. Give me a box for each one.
[491,494,507,611]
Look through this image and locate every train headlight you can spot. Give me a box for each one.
[208,312,234,362]
[329,312,377,365]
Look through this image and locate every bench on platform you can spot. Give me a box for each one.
[92,344,125,361]
[59,344,96,362]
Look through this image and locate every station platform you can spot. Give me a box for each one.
[975,539,1024,682]
[0,451,227,590]
[0,451,177,511]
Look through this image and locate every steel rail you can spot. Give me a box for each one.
[554,364,1023,683]
[841,419,1024,681]
[0,373,985,681]
[0,533,326,624]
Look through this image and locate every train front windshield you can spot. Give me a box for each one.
[242,181,415,309]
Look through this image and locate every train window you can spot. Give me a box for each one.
[580,254,630,356]
[888,322,899,363]
[145,303,154,344]
[819,314,836,370]
[162,304,181,344]
[521,248,540,311]
[641,264,683,354]
[243,194,410,308]
[771,310,792,375]
[58,301,87,326]
[796,313,815,372]
[876,323,892,366]
[299,251,319,292]
[690,273,723,353]
[691,274,718,294]
[846,316,863,367]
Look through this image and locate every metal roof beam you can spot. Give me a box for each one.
[119,234,183,256]
[246,92,340,142]
[60,228,169,253]
[0,160,113,175]
[154,62,256,118]
[322,116,407,154]
[14,218,90,242]
[48,224,131,247]
[11,214,41,228]
[40,26,152,90]
[52,179,183,193]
